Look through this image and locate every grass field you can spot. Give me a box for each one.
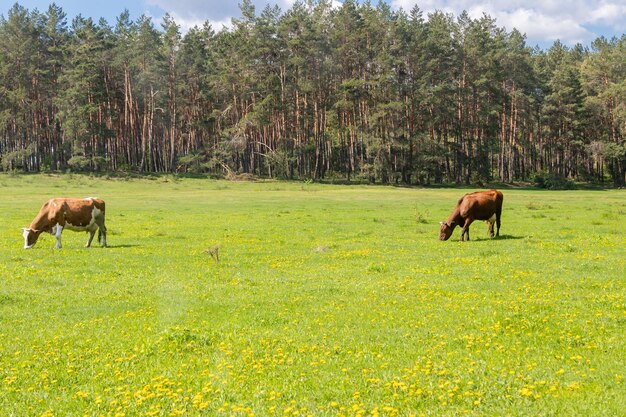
[0,174,625,416]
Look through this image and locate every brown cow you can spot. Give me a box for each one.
[439,190,503,241]
[22,197,107,249]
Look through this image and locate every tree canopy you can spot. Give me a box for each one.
[1,1,625,185]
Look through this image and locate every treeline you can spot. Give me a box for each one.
[1,1,625,185]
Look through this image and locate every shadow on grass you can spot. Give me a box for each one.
[468,234,523,241]
[494,234,523,240]
[104,244,140,249]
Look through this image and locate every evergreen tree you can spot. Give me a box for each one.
[0,4,39,170]
[56,15,106,171]
[581,36,626,185]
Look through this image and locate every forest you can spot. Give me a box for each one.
[0,0,625,185]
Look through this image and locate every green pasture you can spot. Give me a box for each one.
[0,174,625,416]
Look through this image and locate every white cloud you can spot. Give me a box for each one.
[390,0,625,45]
[161,11,233,33]
[281,0,343,9]
[147,0,343,33]
[145,0,624,44]
[589,2,626,29]
[146,0,313,33]
[494,8,592,44]
[146,0,296,22]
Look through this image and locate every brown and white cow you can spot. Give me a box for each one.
[439,190,503,241]
[22,197,107,249]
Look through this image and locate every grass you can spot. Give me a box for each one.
[0,174,625,416]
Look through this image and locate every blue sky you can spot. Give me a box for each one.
[3,0,625,48]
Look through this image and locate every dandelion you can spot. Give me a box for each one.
[75,391,89,399]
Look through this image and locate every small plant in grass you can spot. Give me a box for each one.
[415,206,429,224]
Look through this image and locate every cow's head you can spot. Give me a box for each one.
[22,228,40,249]
[439,221,455,241]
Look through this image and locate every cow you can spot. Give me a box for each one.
[22,197,107,249]
[439,190,503,241]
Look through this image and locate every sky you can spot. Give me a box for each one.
[3,0,625,48]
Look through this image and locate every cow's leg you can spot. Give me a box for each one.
[86,228,96,247]
[95,219,107,247]
[487,213,496,238]
[495,213,501,237]
[461,218,473,241]
[99,226,107,247]
[54,225,63,249]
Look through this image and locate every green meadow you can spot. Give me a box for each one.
[0,174,625,417]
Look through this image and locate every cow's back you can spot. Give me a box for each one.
[44,197,103,229]
[459,190,502,220]
[91,197,105,213]
[36,198,65,225]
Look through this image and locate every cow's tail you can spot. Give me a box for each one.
[98,229,102,244]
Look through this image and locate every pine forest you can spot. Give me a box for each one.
[1,0,625,185]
